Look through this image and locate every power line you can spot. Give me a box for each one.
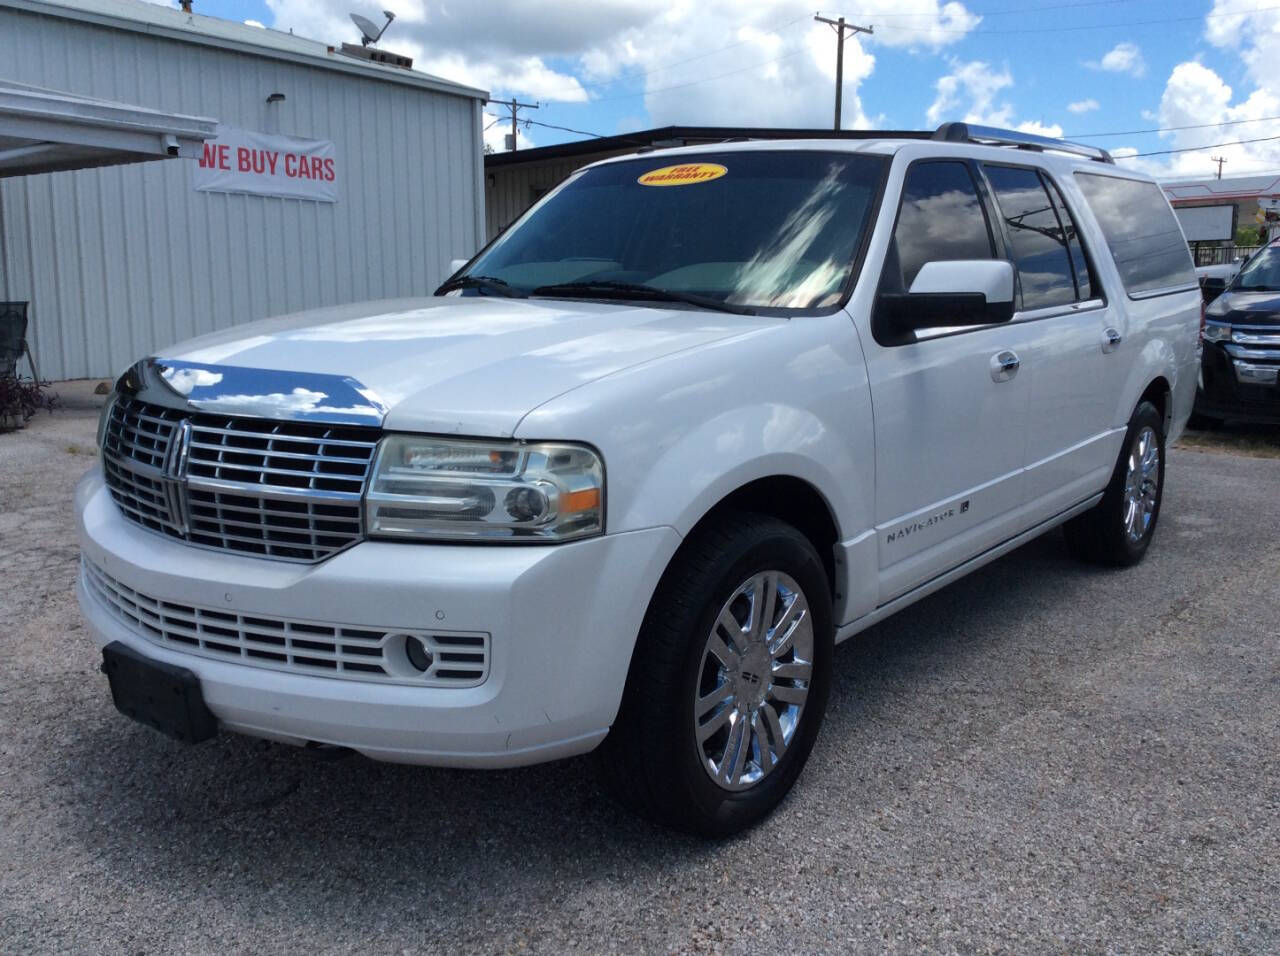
[1071,114,1280,138]
[522,119,609,139]
[848,0,1149,16]
[868,2,1280,34]
[502,2,1280,108]
[1133,134,1280,157]
[495,3,1280,111]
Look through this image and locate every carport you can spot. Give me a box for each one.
[0,79,216,381]
[0,79,216,177]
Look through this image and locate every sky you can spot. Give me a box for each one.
[185,0,1280,181]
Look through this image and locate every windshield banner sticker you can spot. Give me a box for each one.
[637,163,728,187]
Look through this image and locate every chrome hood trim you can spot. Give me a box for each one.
[116,358,389,427]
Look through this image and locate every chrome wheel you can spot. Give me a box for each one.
[1123,424,1160,543]
[693,570,814,791]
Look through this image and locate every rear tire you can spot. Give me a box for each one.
[596,511,834,838]
[1063,400,1165,567]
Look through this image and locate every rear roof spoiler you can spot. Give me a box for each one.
[933,122,1114,164]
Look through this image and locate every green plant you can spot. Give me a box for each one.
[1235,224,1266,247]
[0,373,59,432]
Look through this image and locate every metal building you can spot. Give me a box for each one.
[0,0,487,381]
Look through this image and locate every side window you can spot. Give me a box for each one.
[887,161,994,291]
[1043,177,1096,301]
[982,164,1077,311]
[1075,173,1198,296]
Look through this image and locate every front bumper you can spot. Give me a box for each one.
[76,467,681,767]
[1195,340,1280,424]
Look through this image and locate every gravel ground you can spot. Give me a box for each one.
[1,387,1277,954]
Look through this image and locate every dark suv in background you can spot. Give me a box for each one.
[1196,241,1280,426]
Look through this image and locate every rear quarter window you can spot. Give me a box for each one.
[1074,173,1197,297]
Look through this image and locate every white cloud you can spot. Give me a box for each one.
[1017,120,1064,138]
[926,59,1013,126]
[1067,98,1100,114]
[1133,58,1280,178]
[925,60,1059,135]
[866,1,981,50]
[260,0,980,141]
[1087,42,1145,78]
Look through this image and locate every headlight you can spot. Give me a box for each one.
[365,435,604,542]
[1202,321,1232,343]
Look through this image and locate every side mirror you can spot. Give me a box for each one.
[449,258,469,274]
[877,259,1015,340]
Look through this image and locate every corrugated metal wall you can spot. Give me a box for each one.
[0,6,485,380]
[484,158,582,241]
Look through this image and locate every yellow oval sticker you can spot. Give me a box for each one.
[637,163,728,187]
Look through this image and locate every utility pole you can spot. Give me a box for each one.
[1211,155,1227,180]
[814,14,873,131]
[493,98,538,152]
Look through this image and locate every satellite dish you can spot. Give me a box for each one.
[350,10,395,46]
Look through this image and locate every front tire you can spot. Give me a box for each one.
[597,512,834,837]
[1064,400,1166,566]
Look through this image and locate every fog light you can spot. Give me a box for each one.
[1235,361,1279,385]
[405,636,434,673]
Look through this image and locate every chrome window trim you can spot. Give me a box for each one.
[1127,283,1201,302]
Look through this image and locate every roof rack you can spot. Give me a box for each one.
[932,122,1114,164]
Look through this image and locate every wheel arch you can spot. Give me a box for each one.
[683,474,844,605]
[1138,375,1173,435]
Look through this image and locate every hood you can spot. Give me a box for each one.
[160,296,779,435]
[1210,289,1280,327]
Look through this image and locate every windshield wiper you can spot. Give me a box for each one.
[435,274,527,298]
[530,280,757,315]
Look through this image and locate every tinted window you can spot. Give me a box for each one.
[1044,178,1095,300]
[983,165,1077,310]
[889,161,994,290]
[463,151,884,309]
[1075,173,1197,296]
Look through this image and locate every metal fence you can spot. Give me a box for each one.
[1193,244,1262,267]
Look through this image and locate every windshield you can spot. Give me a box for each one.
[455,151,885,310]
[1233,242,1280,291]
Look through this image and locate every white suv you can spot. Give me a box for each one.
[76,124,1200,836]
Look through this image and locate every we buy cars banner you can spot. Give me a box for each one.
[193,127,338,203]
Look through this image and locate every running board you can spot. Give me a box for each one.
[834,493,1103,644]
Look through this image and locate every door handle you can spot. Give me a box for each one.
[1102,327,1123,353]
[990,349,1020,382]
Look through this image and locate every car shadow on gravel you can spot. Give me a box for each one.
[45,530,1104,926]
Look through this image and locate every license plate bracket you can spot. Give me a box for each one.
[100,642,218,744]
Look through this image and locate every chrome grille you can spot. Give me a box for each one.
[82,558,490,687]
[101,397,379,562]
